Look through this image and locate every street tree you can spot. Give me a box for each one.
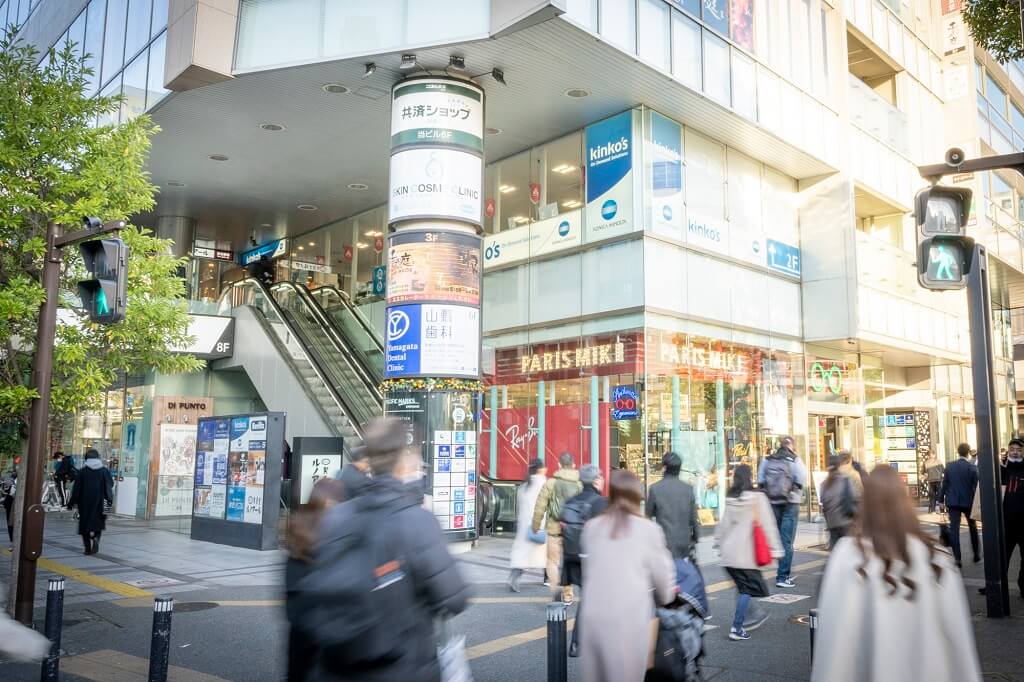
[962,0,1024,62]
[0,34,201,610]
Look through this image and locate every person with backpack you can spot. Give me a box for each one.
[757,435,806,588]
[819,454,856,548]
[714,464,782,641]
[558,464,608,657]
[646,452,700,561]
[294,417,470,681]
[531,452,582,603]
[508,458,548,593]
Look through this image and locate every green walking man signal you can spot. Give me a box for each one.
[914,185,973,291]
[78,238,129,324]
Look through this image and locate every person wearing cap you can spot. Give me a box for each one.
[532,452,583,602]
[337,445,371,501]
[508,458,548,592]
[646,452,700,561]
[66,449,113,555]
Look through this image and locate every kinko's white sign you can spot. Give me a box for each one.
[389,148,482,226]
[391,78,484,152]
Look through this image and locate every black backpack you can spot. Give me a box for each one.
[298,499,416,673]
[560,496,593,559]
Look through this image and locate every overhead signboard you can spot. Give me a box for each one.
[385,303,480,378]
[766,239,801,278]
[287,260,331,273]
[192,246,235,262]
[585,110,635,241]
[239,239,287,265]
[387,229,481,304]
[173,314,234,360]
[389,148,482,226]
[391,78,484,152]
[482,209,582,270]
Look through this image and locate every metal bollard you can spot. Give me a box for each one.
[40,577,65,682]
[808,608,818,663]
[546,602,567,682]
[148,596,174,682]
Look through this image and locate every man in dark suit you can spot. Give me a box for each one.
[939,442,980,566]
[646,452,700,561]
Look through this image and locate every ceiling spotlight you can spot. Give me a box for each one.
[347,182,369,191]
[297,204,318,211]
[362,62,376,79]
[259,123,285,132]
[322,83,349,94]
[166,181,186,187]
[491,68,506,86]
[564,88,590,98]
[448,55,466,71]
[259,223,272,228]
[209,154,229,161]
[486,127,502,135]
[399,54,418,71]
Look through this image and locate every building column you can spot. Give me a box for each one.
[155,215,195,258]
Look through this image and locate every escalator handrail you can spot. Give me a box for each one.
[218,279,365,441]
[270,281,382,404]
[308,285,383,355]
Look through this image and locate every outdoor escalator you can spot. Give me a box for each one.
[306,284,383,384]
[217,279,383,450]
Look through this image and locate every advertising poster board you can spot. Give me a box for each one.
[385,303,480,378]
[387,230,481,305]
[585,110,635,242]
[155,423,197,516]
[481,209,582,270]
[648,111,684,240]
[191,412,285,550]
[389,148,482,225]
[391,78,484,152]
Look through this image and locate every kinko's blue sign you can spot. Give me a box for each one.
[766,239,801,278]
[585,110,634,241]
[611,385,640,421]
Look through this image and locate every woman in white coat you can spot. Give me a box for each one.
[811,465,982,682]
[508,458,548,592]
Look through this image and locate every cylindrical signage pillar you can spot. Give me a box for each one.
[384,76,485,542]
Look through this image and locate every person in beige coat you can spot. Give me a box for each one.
[713,464,783,641]
[579,470,675,682]
[811,465,981,682]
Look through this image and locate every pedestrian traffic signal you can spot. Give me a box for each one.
[78,238,128,324]
[915,185,973,290]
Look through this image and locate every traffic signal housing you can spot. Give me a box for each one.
[914,185,974,290]
[78,238,128,324]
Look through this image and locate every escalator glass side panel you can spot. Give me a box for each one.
[309,286,384,382]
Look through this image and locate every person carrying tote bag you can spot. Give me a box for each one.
[713,464,783,642]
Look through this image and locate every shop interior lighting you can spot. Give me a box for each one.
[357,242,369,248]
[362,63,376,79]
[308,241,315,246]
[561,199,582,208]
[499,185,516,193]
[512,216,529,224]
[399,54,418,71]
[297,246,304,250]
[552,164,576,174]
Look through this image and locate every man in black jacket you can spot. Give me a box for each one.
[939,442,980,567]
[337,445,371,501]
[560,464,607,657]
[647,452,700,561]
[1002,438,1024,596]
[304,418,470,681]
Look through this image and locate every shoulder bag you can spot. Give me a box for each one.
[751,494,772,567]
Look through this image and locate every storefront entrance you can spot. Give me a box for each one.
[807,414,863,472]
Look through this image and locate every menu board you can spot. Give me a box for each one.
[432,429,477,531]
[387,230,481,306]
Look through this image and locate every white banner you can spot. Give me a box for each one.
[482,209,582,269]
[390,148,482,225]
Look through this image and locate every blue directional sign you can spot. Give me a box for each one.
[371,266,386,296]
[766,239,801,278]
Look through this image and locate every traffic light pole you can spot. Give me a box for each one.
[965,244,1011,618]
[13,219,124,625]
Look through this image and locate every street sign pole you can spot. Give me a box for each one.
[965,243,1010,618]
[13,219,124,625]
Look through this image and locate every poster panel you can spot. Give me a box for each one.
[300,454,343,504]
[729,0,754,52]
[243,450,265,524]
[648,112,684,240]
[389,148,482,225]
[384,303,480,378]
[386,230,481,305]
[391,78,484,152]
[156,423,197,516]
[585,110,635,242]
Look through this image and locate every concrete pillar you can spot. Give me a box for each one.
[155,215,195,258]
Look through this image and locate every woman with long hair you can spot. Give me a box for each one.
[578,470,675,682]
[713,463,782,641]
[811,465,981,682]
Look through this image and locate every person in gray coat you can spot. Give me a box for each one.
[646,452,700,560]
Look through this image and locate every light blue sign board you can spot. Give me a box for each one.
[766,239,801,278]
[239,238,287,265]
[226,487,245,520]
